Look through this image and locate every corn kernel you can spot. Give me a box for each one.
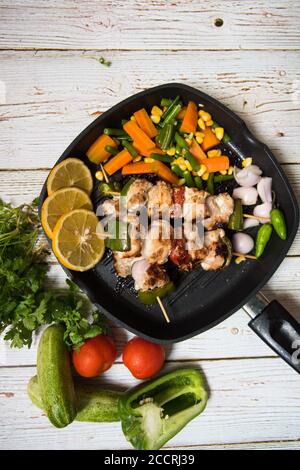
[215,127,224,140]
[196,136,203,144]
[95,170,104,181]
[198,109,206,117]
[207,149,221,158]
[185,160,193,172]
[133,155,142,162]
[197,164,207,177]
[177,157,186,166]
[202,172,209,181]
[188,132,194,140]
[130,115,136,121]
[202,112,212,122]
[235,255,246,265]
[242,157,252,168]
[151,105,163,116]
[198,118,206,130]
[167,147,176,156]
[144,157,154,163]
[195,131,204,138]
[178,178,185,186]
[228,166,233,175]
[151,114,161,124]
[179,163,187,171]
[206,119,214,126]
[185,138,192,146]
[220,170,227,175]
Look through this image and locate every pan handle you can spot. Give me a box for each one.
[245,295,300,374]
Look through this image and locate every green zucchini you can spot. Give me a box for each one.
[27,376,121,423]
[37,324,76,428]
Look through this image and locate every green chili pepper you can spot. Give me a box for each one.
[255,223,273,258]
[214,174,234,183]
[120,178,135,197]
[161,104,182,128]
[103,128,128,137]
[104,145,119,156]
[160,123,175,150]
[99,182,121,197]
[221,236,232,269]
[206,173,214,194]
[212,121,231,143]
[160,97,172,108]
[270,208,287,240]
[174,132,189,150]
[228,199,243,231]
[194,176,203,189]
[105,219,131,252]
[151,153,174,163]
[138,282,175,305]
[122,140,138,158]
[171,165,185,178]
[183,170,195,188]
[118,368,208,450]
[184,150,200,172]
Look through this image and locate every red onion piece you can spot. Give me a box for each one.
[243,217,259,229]
[232,233,254,254]
[234,165,262,187]
[257,177,272,203]
[233,187,258,205]
[253,202,272,223]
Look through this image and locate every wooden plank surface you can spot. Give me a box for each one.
[0,50,300,169]
[1,359,300,449]
[0,1,299,51]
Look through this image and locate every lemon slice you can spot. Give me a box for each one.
[52,209,105,271]
[47,158,93,196]
[41,187,93,239]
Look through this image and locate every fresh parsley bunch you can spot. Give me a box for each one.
[0,198,107,349]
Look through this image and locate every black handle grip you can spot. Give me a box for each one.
[249,300,300,374]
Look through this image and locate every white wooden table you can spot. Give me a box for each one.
[0,0,300,450]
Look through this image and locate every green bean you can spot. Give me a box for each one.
[116,135,133,142]
[184,150,200,172]
[160,123,174,150]
[194,176,203,189]
[103,128,128,137]
[175,143,182,154]
[161,95,180,120]
[174,132,189,150]
[228,199,243,231]
[255,223,273,258]
[122,140,138,157]
[206,173,214,194]
[171,165,185,178]
[161,98,172,108]
[183,170,195,188]
[212,121,231,143]
[270,208,287,240]
[151,153,174,163]
[121,119,128,126]
[161,104,182,127]
[214,174,234,183]
[104,145,119,156]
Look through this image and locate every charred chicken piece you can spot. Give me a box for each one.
[125,179,153,213]
[142,220,173,265]
[132,259,170,291]
[148,181,173,219]
[183,187,210,221]
[201,228,226,271]
[204,193,234,230]
[170,238,192,271]
[114,255,143,278]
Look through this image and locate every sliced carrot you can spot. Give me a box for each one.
[189,138,207,162]
[123,121,156,152]
[201,127,220,152]
[133,142,164,157]
[199,156,229,173]
[177,106,187,120]
[134,108,158,138]
[86,134,117,164]
[104,149,132,175]
[122,161,179,185]
[180,101,198,134]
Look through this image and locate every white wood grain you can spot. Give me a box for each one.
[0,359,300,449]
[0,50,299,169]
[0,1,299,51]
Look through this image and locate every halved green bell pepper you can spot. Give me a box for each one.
[99,181,121,197]
[118,368,208,450]
[105,219,131,252]
[138,282,175,305]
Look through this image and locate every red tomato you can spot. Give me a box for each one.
[72,335,117,378]
[122,337,165,379]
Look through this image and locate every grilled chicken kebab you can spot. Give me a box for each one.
[100,178,234,297]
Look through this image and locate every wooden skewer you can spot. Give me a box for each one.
[243,213,270,222]
[156,296,170,323]
[100,163,109,183]
[233,252,257,260]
